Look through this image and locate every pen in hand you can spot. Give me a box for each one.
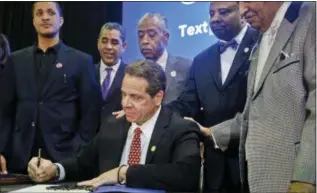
[37,148,41,168]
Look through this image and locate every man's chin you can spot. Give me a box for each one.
[142,53,154,60]
[126,116,136,123]
[39,32,58,38]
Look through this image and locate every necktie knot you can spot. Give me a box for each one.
[218,39,238,54]
[105,67,113,73]
[134,127,142,135]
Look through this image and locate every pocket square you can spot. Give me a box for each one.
[280,51,289,60]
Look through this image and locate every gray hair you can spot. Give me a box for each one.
[125,60,166,97]
[138,12,169,34]
[98,22,126,42]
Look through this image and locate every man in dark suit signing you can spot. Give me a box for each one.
[27,60,201,192]
[167,2,259,193]
[4,2,101,173]
[95,22,127,123]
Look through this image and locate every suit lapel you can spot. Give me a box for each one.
[252,2,301,99]
[222,27,258,88]
[208,46,223,89]
[25,46,39,98]
[145,108,169,164]
[95,62,101,85]
[248,42,261,98]
[106,62,125,100]
[165,55,177,93]
[41,43,70,97]
[102,117,130,168]
[114,118,131,163]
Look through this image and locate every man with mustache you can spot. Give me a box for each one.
[95,22,127,125]
[167,2,259,193]
[0,1,101,174]
[138,13,192,104]
[204,2,315,193]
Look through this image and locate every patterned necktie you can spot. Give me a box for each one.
[128,127,142,165]
[218,39,238,54]
[101,67,113,100]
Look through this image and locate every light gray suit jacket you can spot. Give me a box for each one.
[212,2,316,192]
[163,55,192,104]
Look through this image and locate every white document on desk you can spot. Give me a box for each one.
[10,184,90,193]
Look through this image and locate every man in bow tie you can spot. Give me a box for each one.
[166,2,259,193]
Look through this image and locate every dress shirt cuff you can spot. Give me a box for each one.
[210,128,220,149]
[55,163,66,181]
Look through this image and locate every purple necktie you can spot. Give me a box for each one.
[101,67,113,100]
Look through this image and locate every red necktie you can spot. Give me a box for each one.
[128,127,142,165]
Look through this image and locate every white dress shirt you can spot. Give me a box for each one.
[56,106,162,181]
[219,24,248,84]
[120,106,161,165]
[155,49,168,71]
[99,59,121,87]
[254,2,291,90]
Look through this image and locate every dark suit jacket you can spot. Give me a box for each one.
[0,57,16,156]
[8,43,101,171]
[167,27,259,191]
[164,55,192,104]
[95,61,126,124]
[61,107,201,192]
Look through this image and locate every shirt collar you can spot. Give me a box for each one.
[34,41,62,54]
[263,2,291,37]
[156,49,168,70]
[130,105,162,139]
[219,24,248,45]
[100,59,121,73]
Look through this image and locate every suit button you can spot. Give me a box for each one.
[31,122,35,127]
[221,92,225,96]
[39,101,43,104]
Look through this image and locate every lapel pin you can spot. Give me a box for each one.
[170,70,177,77]
[244,47,249,53]
[151,146,156,152]
[56,63,63,68]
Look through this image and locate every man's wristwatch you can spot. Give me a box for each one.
[117,165,127,185]
[54,164,60,181]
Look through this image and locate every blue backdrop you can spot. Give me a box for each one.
[122,2,219,63]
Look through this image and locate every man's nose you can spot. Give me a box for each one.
[210,12,221,23]
[42,12,50,20]
[141,34,150,45]
[122,97,132,107]
[105,42,113,49]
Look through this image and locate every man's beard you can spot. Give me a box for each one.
[40,30,59,38]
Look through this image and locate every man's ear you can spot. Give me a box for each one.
[122,42,128,52]
[60,17,64,27]
[163,31,170,45]
[154,90,164,106]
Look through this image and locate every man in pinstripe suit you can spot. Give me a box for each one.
[195,2,315,193]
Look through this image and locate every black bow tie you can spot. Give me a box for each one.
[218,39,238,54]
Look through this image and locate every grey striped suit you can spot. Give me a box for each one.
[212,2,316,192]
